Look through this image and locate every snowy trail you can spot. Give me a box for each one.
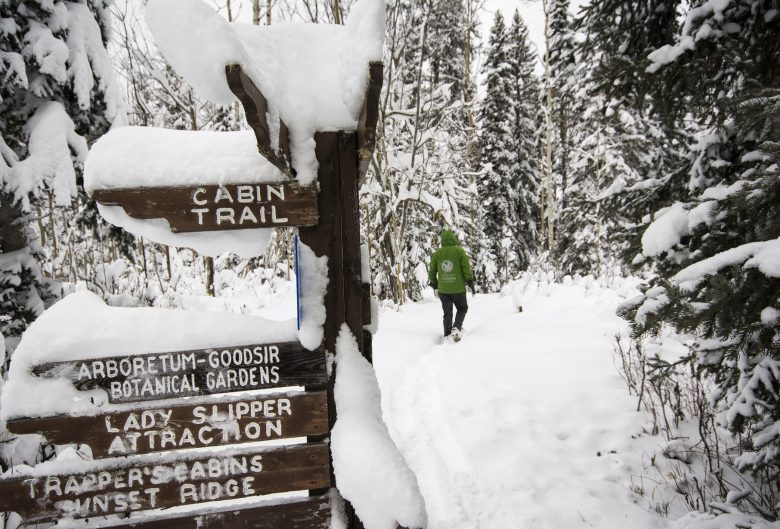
[373,280,668,529]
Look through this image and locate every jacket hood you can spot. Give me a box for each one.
[440,229,458,247]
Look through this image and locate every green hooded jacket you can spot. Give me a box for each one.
[428,230,473,294]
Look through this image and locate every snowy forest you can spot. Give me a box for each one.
[1,0,779,528]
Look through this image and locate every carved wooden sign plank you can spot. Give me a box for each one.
[7,391,328,458]
[91,183,317,233]
[0,443,330,524]
[31,342,327,403]
[75,496,331,529]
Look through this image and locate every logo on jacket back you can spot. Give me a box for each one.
[442,260,454,273]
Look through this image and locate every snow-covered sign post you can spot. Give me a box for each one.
[0,1,418,529]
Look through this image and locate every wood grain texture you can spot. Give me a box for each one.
[356,62,384,183]
[7,392,328,458]
[338,132,366,359]
[64,497,331,529]
[31,342,326,404]
[92,183,317,233]
[0,444,330,524]
[225,64,294,177]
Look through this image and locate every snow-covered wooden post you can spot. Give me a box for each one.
[224,60,384,529]
[0,2,425,529]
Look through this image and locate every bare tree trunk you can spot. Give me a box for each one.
[542,0,556,254]
[48,193,58,258]
[266,0,271,24]
[187,90,198,130]
[165,245,172,280]
[332,0,342,24]
[205,256,215,296]
[252,0,260,24]
[594,121,604,276]
[138,237,148,277]
[464,0,480,258]
[35,205,46,248]
[287,228,292,281]
[559,105,569,210]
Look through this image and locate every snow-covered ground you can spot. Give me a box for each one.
[373,276,670,529]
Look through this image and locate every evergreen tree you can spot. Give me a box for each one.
[575,0,682,117]
[548,0,576,210]
[0,0,121,339]
[554,0,690,276]
[508,11,541,271]
[427,0,468,101]
[0,0,121,477]
[477,12,515,288]
[621,0,780,489]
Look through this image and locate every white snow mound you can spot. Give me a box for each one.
[331,326,426,529]
[84,128,286,258]
[144,0,386,185]
[85,128,284,192]
[0,291,298,420]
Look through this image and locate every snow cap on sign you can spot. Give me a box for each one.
[144,0,245,106]
[144,0,386,185]
[83,127,285,258]
[0,291,299,420]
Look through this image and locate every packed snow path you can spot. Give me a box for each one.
[373,279,666,529]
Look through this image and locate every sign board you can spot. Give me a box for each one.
[32,342,326,403]
[91,183,318,232]
[62,497,331,529]
[0,443,330,524]
[7,391,328,458]
[0,57,384,529]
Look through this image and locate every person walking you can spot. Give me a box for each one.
[428,229,474,341]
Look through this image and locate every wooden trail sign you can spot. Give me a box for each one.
[62,497,331,529]
[31,342,326,403]
[0,53,386,529]
[7,391,328,458]
[0,443,330,524]
[91,183,317,233]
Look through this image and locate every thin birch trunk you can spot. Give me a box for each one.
[205,256,215,296]
[165,245,172,280]
[542,0,556,254]
[332,0,342,24]
[48,193,58,258]
[253,0,261,25]
[138,237,148,277]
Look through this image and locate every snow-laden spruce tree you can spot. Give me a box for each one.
[620,0,780,493]
[555,0,689,277]
[507,11,541,272]
[478,10,542,287]
[575,0,681,119]
[0,0,121,479]
[572,0,690,238]
[547,0,575,212]
[0,0,121,340]
[477,12,513,288]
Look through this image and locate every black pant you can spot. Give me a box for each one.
[440,292,468,336]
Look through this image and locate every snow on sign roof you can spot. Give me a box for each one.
[0,291,298,420]
[83,0,384,257]
[144,0,386,185]
[83,128,310,257]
